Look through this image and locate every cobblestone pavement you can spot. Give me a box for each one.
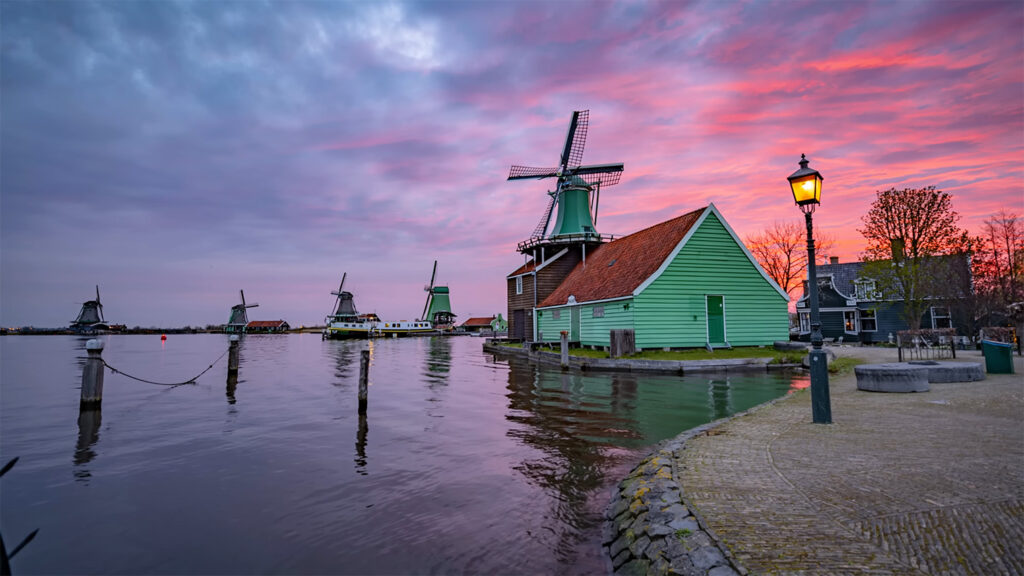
[676,349,1024,575]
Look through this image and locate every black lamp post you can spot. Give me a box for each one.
[788,154,832,424]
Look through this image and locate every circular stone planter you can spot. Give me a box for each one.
[909,361,985,383]
[855,363,930,393]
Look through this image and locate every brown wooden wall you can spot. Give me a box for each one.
[505,246,586,341]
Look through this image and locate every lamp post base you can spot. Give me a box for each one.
[808,348,832,423]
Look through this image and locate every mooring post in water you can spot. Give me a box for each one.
[560,331,569,370]
[358,349,369,414]
[228,335,240,374]
[80,339,105,410]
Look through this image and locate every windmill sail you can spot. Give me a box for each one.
[507,110,624,243]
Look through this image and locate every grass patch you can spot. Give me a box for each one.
[535,346,608,358]
[495,342,522,348]
[628,347,787,361]
[533,345,805,362]
[675,528,692,538]
[770,351,805,365]
[829,357,863,376]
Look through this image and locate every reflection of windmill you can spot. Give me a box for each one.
[326,273,359,324]
[225,290,258,333]
[71,286,108,332]
[508,110,624,250]
[420,260,456,329]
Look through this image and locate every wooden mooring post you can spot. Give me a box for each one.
[228,335,240,374]
[560,331,569,370]
[358,349,370,414]
[80,339,105,410]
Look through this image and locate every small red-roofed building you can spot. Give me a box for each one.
[460,316,496,333]
[510,204,789,350]
[245,320,290,333]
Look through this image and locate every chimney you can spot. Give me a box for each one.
[829,256,839,265]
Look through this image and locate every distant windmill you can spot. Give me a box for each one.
[508,110,624,243]
[225,290,258,333]
[71,285,108,332]
[420,260,456,329]
[327,273,359,323]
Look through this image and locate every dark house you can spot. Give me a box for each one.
[796,256,971,343]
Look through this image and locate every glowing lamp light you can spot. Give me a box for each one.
[787,154,823,211]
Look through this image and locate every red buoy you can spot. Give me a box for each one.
[161,334,167,341]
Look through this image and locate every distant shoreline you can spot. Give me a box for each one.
[1,327,327,336]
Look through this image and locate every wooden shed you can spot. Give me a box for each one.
[534,204,789,350]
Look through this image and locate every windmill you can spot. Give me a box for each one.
[225,290,258,333]
[420,260,456,329]
[71,285,108,331]
[507,110,625,248]
[326,273,359,324]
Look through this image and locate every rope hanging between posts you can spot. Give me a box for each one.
[101,347,231,387]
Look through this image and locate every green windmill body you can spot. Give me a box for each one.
[550,176,599,238]
[421,261,456,329]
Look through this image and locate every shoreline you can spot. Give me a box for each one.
[602,345,1024,575]
[482,339,801,374]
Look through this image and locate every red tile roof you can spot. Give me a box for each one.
[461,316,495,327]
[246,320,289,328]
[508,260,536,276]
[538,207,706,308]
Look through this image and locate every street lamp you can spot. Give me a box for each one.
[788,154,832,424]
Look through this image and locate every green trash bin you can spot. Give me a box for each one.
[981,340,1014,374]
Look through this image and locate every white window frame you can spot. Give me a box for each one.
[930,306,952,329]
[552,310,561,320]
[855,279,877,300]
[799,311,811,333]
[859,309,877,332]
[843,310,859,334]
[515,276,523,295]
[592,305,604,318]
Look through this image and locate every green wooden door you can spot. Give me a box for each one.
[570,306,581,341]
[707,295,725,344]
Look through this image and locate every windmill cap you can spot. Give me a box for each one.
[433,286,450,294]
[563,175,594,188]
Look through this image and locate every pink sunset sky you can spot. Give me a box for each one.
[1,1,1021,328]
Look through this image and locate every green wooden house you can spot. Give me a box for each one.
[534,204,789,350]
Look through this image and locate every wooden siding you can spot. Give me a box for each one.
[536,307,571,342]
[633,212,789,349]
[506,247,585,341]
[579,300,635,346]
[507,273,535,340]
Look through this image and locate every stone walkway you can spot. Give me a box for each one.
[676,348,1024,575]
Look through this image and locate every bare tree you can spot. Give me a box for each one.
[858,186,971,330]
[977,209,1024,308]
[746,221,833,298]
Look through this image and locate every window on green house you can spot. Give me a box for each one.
[552,310,561,320]
[860,309,877,332]
[592,306,604,318]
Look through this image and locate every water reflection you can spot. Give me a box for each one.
[355,412,368,476]
[708,378,733,420]
[73,410,101,482]
[505,360,633,564]
[226,372,238,404]
[424,336,452,384]
[327,340,357,381]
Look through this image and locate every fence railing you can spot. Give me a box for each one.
[896,329,959,362]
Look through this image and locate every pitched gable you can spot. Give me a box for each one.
[538,207,705,307]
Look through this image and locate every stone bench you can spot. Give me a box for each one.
[855,363,930,393]
[908,361,985,383]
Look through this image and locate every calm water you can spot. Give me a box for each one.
[0,335,804,575]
